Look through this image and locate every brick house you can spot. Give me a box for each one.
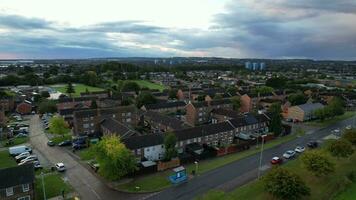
[0,108,7,126]
[0,98,15,112]
[123,134,165,161]
[56,97,95,111]
[287,103,324,122]
[0,164,35,200]
[80,91,110,99]
[100,118,137,139]
[73,105,137,135]
[239,94,252,113]
[141,101,186,113]
[142,111,187,133]
[16,101,32,115]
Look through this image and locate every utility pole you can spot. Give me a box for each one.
[41,172,46,200]
[258,135,266,179]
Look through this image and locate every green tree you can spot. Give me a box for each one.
[136,91,157,108]
[38,100,57,114]
[342,128,356,146]
[263,167,310,200]
[40,91,50,98]
[231,96,241,111]
[91,100,98,109]
[254,86,274,95]
[94,135,137,180]
[288,93,307,106]
[301,150,335,177]
[66,82,75,97]
[266,77,287,89]
[226,86,237,96]
[49,116,70,136]
[164,132,178,161]
[213,94,223,100]
[327,139,354,159]
[196,94,206,102]
[121,81,140,93]
[168,89,178,99]
[268,103,283,136]
[81,71,99,86]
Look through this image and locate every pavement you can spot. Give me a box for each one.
[28,115,147,200]
[147,116,356,200]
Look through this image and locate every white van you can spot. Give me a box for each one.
[9,145,32,156]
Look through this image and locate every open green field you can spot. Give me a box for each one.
[132,80,167,91]
[35,173,73,200]
[306,111,355,127]
[199,145,356,200]
[117,133,299,192]
[0,150,17,169]
[51,83,105,97]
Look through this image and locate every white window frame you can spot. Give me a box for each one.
[22,183,30,192]
[6,187,14,196]
[17,196,31,200]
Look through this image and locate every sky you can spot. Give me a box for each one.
[0,0,356,60]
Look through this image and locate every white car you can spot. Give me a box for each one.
[283,150,296,159]
[18,155,38,164]
[295,146,305,153]
[346,125,352,130]
[15,151,31,161]
[55,163,66,172]
[332,129,340,133]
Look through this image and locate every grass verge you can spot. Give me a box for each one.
[0,150,17,169]
[1,137,28,147]
[51,134,72,145]
[306,111,355,127]
[78,148,95,161]
[333,182,356,200]
[35,173,73,200]
[52,83,104,97]
[117,133,299,192]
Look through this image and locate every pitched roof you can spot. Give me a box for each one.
[144,111,186,130]
[144,101,186,110]
[174,122,234,141]
[73,106,136,118]
[0,164,35,188]
[123,134,164,149]
[211,108,240,119]
[58,96,96,103]
[100,118,135,139]
[296,103,324,113]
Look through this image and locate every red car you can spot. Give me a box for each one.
[271,157,283,165]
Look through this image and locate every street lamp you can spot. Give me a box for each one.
[194,161,199,176]
[258,134,267,179]
[41,172,47,200]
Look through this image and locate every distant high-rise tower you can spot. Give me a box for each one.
[260,62,266,70]
[245,61,252,69]
[252,62,259,70]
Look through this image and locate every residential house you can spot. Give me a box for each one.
[16,101,32,115]
[239,94,252,113]
[142,111,187,133]
[73,105,137,135]
[123,134,165,161]
[0,164,35,200]
[287,103,324,122]
[56,97,94,111]
[141,101,186,113]
[80,91,110,99]
[0,97,15,112]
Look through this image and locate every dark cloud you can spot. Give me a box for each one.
[0,14,53,30]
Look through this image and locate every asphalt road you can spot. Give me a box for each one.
[29,115,147,200]
[147,116,356,200]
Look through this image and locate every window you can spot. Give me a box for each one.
[90,123,94,127]
[122,113,126,116]
[83,117,89,121]
[17,196,30,200]
[6,187,13,196]
[22,184,29,192]
[90,117,94,120]
[126,118,131,122]
[83,123,89,128]
[112,114,116,118]
[127,112,131,116]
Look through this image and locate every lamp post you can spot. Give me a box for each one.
[258,134,267,179]
[194,161,199,176]
[41,172,46,200]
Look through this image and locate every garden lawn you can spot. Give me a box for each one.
[334,182,356,200]
[117,133,298,192]
[51,134,72,145]
[78,148,95,161]
[35,173,73,200]
[52,83,104,97]
[132,80,166,91]
[1,137,28,147]
[200,147,356,200]
[306,111,355,127]
[0,150,17,169]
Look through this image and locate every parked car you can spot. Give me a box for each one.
[295,146,305,153]
[58,140,72,147]
[33,161,43,170]
[307,141,318,149]
[47,140,55,147]
[283,150,296,159]
[18,156,38,165]
[55,163,66,172]
[271,157,283,165]
[9,145,32,156]
[87,160,100,172]
[15,151,31,162]
[346,125,352,130]
[15,133,28,138]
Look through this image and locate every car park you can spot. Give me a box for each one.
[283,150,296,159]
[295,146,305,153]
[55,163,66,172]
[270,157,283,165]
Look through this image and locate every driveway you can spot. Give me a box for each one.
[29,115,146,200]
[147,116,356,200]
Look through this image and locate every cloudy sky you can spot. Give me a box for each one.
[0,0,355,60]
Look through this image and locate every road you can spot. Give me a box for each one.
[148,116,356,200]
[29,115,146,200]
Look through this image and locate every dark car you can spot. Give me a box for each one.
[307,141,318,148]
[58,140,72,147]
[47,140,55,147]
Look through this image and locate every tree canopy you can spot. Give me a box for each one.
[327,139,354,159]
[231,96,241,111]
[263,167,310,200]
[343,128,356,146]
[49,116,70,136]
[301,150,334,177]
[38,100,57,114]
[164,132,178,161]
[136,91,157,108]
[94,135,137,180]
[268,103,283,136]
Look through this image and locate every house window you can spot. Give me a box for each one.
[83,117,89,121]
[126,118,131,123]
[17,196,30,200]
[90,123,94,127]
[127,112,131,116]
[180,141,183,146]
[112,114,116,118]
[90,117,94,120]
[198,137,201,142]
[22,183,30,192]
[6,187,13,196]
[122,113,126,116]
